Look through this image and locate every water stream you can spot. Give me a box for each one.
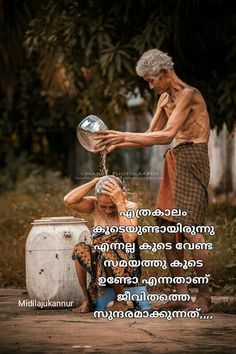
[100,153,108,175]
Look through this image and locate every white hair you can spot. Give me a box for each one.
[136,49,174,77]
[95,175,124,197]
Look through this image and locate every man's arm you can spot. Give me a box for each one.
[98,96,168,152]
[116,94,167,146]
[100,179,138,243]
[64,178,99,213]
[147,93,168,132]
[125,88,195,145]
[110,106,167,149]
[97,88,195,150]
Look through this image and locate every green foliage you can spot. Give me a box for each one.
[23,0,236,130]
[24,0,172,119]
[0,0,236,176]
[1,170,235,293]
[212,301,236,314]
[0,158,72,287]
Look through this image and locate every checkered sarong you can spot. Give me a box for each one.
[156,142,210,226]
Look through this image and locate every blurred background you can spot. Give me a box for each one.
[0,0,235,296]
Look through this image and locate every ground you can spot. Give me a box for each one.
[0,289,236,354]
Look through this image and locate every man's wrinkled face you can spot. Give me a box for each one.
[144,71,170,94]
[97,195,117,215]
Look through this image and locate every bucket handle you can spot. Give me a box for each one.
[64,231,72,238]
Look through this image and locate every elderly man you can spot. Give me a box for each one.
[64,175,141,313]
[95,49,211,313]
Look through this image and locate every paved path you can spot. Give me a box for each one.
[0,289,236,353]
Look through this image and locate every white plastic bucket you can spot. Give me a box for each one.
[26,216,91,307]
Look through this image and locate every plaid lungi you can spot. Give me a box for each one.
[156,142,210,226]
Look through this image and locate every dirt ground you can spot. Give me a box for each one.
[0,289,236,354]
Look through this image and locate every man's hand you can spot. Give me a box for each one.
[94,130,126,150]
[101,178,125,205]
[101,144,116,154]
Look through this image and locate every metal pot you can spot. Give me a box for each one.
[77,115,108,152]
